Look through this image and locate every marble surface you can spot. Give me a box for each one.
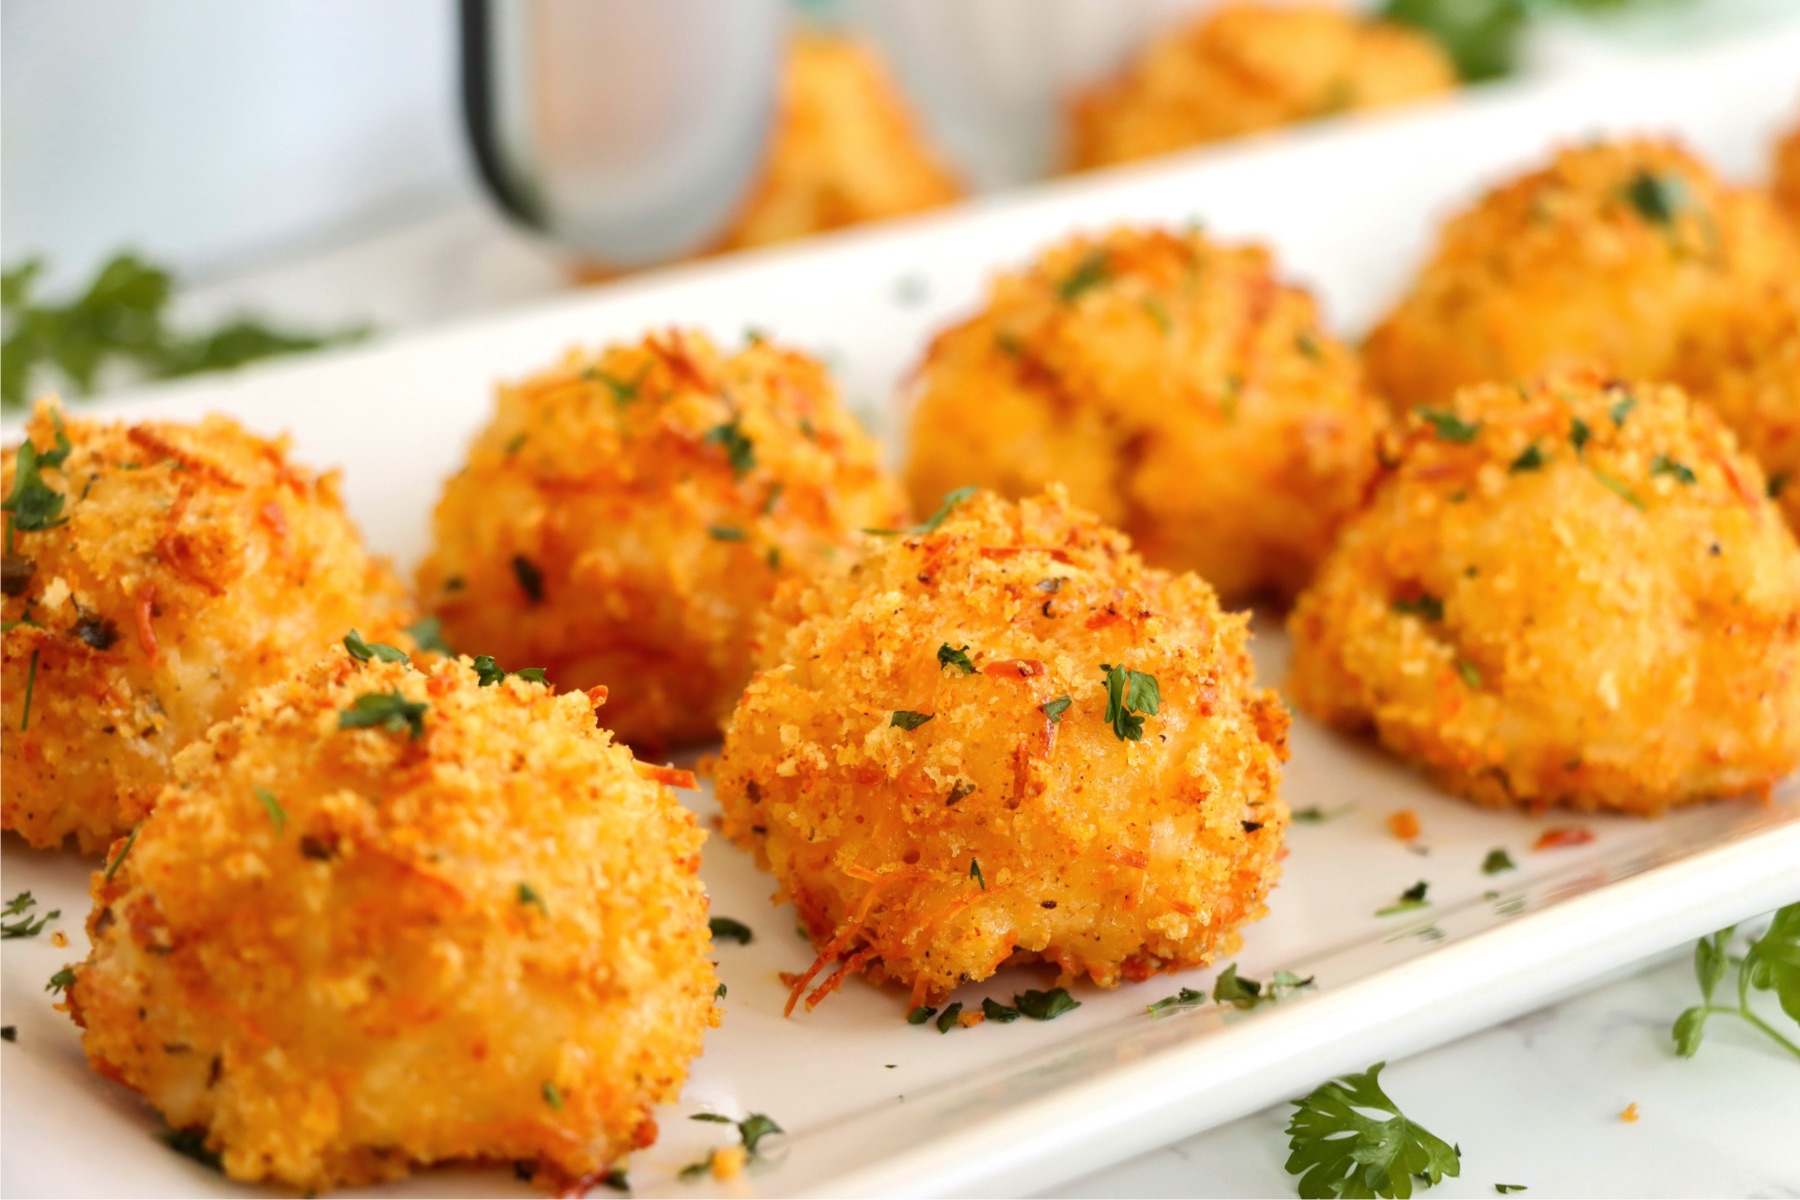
[157,195,1800,1200]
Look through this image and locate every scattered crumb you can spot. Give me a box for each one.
[711,1144,747,1180]
[50,931,68,948]
[1533,826,1596,851]
[1388,810,1421,840]
[958,1010,985,1028]
[1620,1102,1640,1123]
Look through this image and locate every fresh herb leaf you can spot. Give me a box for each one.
[692,1112,734,1124]
[1056,250,1110,303]
[511,554,545,603]
[1377,881,1431,916]
[677,1152,716,1181]
[1101,663,1160,742]
[1,891,58,939]
[936,1001,965,1033]
[19,650,38,731]
[342,628,407,664]
[707,525,747,542]
[1381,0,1527,83]
[1286,1061,1461,1198]
[907,1005,937,1026]
[1569,418,1591,454]
[1672,903,1800,1061]
[1213,963,1264,1009]
[1392,594,1444,621]
[915,485,976,534]
[1147,986,1208,1018]
[1609,394,1637,426]
[761,482,785,516]
[1143,296,1172,333]
[1624,170,1690,226]
[46,966,75,994]
[1014,987,1081,1021]
[3,441,68,537]
[1651,454,1696,485]
[1292,804,1353,824]
[970,858,986,890]
[704,419,756,478]
[1591,469,1645,510]
[891,710,934,731]
[504,431,527,455]
[1481,848,1516,875]
[602,1167,629,1191]
[709,916,753,945]
[518,882,546,911]
[1417,407,1480,443]
[982,997,1021,1023]
[738,1113,783,1156]
[470,655,547,687]
[1495,1187,1527,1195]
[1457,658,1483,688]
[542,1081,564,1109]
[337,690,428,740]
[404,613,452,653]
[588,367,644,407]
[103,826,139,882]
[254,787,287,836]
[161,1126,222,1172]
[937,643,975,674]
[1508,445,1544,473]
[1042,695,1072,724]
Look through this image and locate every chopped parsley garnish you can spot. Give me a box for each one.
[1591,469,1645,511]
[707,525,747,541]
[709,917,753,945]
[937,643,975,674]
[936,1001,965,1033]
[1391,594,1444,622]
[1101,663,1160,742]
[1769,472,1790,499]
[1508,445,1544,473]
[3,439,69,542]
[907,1005,937,1025]
[337,690,428,740]
[19,650,38,731]
[1495,1185,1527,1194]
[161,1126,222,1171]
[1651,454,1696,485]
[511,554,545,603]
[692,1112,733,1124]
[970,858,986,890]
[1457,658,1483,688]
[1481,848,1516,875]
[1042,695,1072,724]
[342,628,407,664]
[704,419,756,478]
[1673,902,1800,1061]
[517,882,546,911]
[1149,965,1315,1016]
[1624,170,1690,226]
[1211,963,1265,1009]
[715,982,727,999]
[2,891,58,940]
[1416,408,1480,443]
[1056,250,1110,303]
[915,485,976,534]
[1142,296,1172,333]
[982,997,1021,1023]
[103,826,139,882]
[890,710,934,731]
[46,966,75,994]
[1013,987,1081,1021]
[1569,417,1591,454]
[1292,804,1353,824]
[542,1081,564,1109]
[1286,1062,1461,1198]
[677,1152,716,1181]
[1146,987,1207,1018]
[1296,332,1323,362]
[602,1168,630,1191]
[739,1113,783,1155]
[504,432,527,455]
[587,367,644,407]
[1376,881,1431,916]
[1609,394,1637,426]
[761,482,785,516]
[471,655,548,687]
[254,787,287,836]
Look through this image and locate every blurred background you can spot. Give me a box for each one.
[4,0,1799,405]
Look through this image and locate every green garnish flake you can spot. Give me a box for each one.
[970,858,986,891]
[907,1005,937,1026]
[588,368,643,408]
[1672,901,1800,1061]
[1495,1185,1528,1194]
[342,628,407,664]
[1769,472,1789,500]
[405,615,452,655]
[602,1167,630,1191]
[1292,804,1353,824]
[707,525,747,542]
[337,690,428,740]
[1146,986,1207,1018]
[254,787,287,836]
[982,997,1021,1023]
[471,654,547,687]
[1285,1061,1461,1198]
[1508,445,1544,473]
[709,916,753,945]
[677,1151,716,1181]
[46,966,76,994]
[3,439,69,538]
[1056,250,1110,303]
[103,826,139,882]
[1042,695,1072,724]
[1377,881,1431,917]
[19,649,38,732]
[2,890,59,940]
[936,1001,965,1033]
[1609,394,1637,426]
[761,482,784,516]
[1591,469,1646,510]
[739,1113,783,1156]
[937,643,975,674]
[1417,408,1480,443]
[512,554,545,603]
[1569,417,1592,454]
[691,1112,733,1124]
[1014,987,1081,1021]
[915,485,976,534]
[504,432,527,455]
[518,882,546,911]
[1651,454,1696,485]
[1296,332,1323,362]
[715,982,727,999]
[542,1081,564,1110]
[161,1126,223,1172]
[1391,594,1444,622]
[704,419,756,478]
[1457,658,1483,688]
[1624,170,1690,227]
[1101,663,1160,742]
[891,710,934,731]
[1482,848,1516,875]
[1143,296,1172,333]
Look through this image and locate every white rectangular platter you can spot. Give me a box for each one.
[5,30,1800,1200]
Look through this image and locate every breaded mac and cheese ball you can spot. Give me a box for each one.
[2,403,409,853]
[417,329,908,750]
[715,486,1290,1010]
[1068,2,1455,170]
[903,226,1388,604]
[1364,139,1800,410]
[66,648,718,1192]
[713,32,962,252]
[1288,373,1800,815]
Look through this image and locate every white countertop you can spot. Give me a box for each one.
[159,195,1800,1200]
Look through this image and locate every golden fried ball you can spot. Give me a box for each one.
[903,226,1388,604]
[1774,111,1800,227]
[714,486,1289,1011]
[1364,139,1800,411]
[1672,283,1800,528]
[2,403,410,853]
[417,329,909,750]
[1288,371,1800,815]
[66,649,718,1192]
[711,32,962,253]
[1068,2,1455,170]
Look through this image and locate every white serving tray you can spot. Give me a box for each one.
[5,30,1800,1200]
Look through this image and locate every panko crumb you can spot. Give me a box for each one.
[1289,371,1800,815]
[711,1144,748,1180]
[3,402,411,853]
[904,225,1387,603]
[418,328,908,750]
[1067,2,1454,170]
[66,648,718,1193]
[716,485,1289,1010]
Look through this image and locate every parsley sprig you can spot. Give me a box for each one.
[680,1111,784,1178]
[1147,963,1314,1017]
[338,690,428,740]
[1673,903,1800,1061]
[866,485,977,537]
[1286,1062,1462,1198]
[1102,663,1160,741]
[2,891,59,940]
[471,655,548,687]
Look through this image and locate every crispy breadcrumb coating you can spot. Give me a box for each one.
[417,329,908,750]
[1288,372,1800,815]
[711,32,962,253]
[1364,138,1800,410]
[1068,1,1454,170]
[66,650,718,1192]
[903,226,1387,604]
[714,486,1289,1010]
[2,402,409,853]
